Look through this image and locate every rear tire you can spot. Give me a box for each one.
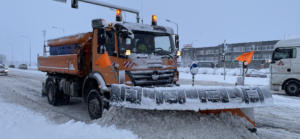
[87,89,103,120]
[47,81,59,106]
[284,80,300,96]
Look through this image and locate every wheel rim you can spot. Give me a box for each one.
[48,87,53,101]
[89,97,100,116]
[288,84,298,94]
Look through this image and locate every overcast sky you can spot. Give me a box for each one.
[0,0,299,64]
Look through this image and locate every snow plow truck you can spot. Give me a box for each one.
[39,0,273,131]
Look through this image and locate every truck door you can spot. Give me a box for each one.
[270,47,296,84]
[92,28,119,85]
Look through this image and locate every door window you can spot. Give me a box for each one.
[273,48,296,61]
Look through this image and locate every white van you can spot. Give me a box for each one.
[269,36,300,96]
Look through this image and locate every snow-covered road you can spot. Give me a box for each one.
[0,68,299,139]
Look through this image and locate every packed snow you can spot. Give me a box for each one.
[97,107,258,139]
[0,67,299,139]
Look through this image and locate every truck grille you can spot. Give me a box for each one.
[126,69,176,86]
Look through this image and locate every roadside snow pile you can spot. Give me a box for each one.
[0,98,138,139]
[178,67,270,76]
[179,73,269,86]
[97,107,258,139]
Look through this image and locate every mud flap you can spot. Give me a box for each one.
[110,85,274,111]
[41,82,47,97]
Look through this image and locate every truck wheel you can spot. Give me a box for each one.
[87,89,103,120]
[47,81,59,106]
[284,80,300,96]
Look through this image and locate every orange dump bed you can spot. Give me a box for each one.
[38,54,80,75]
[48,32,92,47]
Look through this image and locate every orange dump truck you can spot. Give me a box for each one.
[38,10,273,132]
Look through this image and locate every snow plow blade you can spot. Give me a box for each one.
[110,85,274,111]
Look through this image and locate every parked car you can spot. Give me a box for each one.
[0,65,8,75]
[9,65,15,68]
[246,70,268,78]
[18,64,28,69]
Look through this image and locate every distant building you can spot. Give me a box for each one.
[181,40,279,69]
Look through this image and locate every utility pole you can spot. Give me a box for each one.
[223,40,227,80]
[166,19,178,35]
[43,30,46,56]
[21,36,31,67]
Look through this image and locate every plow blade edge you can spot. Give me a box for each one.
[110,85,274,111]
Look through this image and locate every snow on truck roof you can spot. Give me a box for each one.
[275,36,300,48]
[47,20,174,45]
[121,22,174,35]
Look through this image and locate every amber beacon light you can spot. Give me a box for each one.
[116,9,122,22]
[152,15,157,26]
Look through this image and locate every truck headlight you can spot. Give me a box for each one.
[4,69,8,72]
[125,50,131,56]
[176,51,181,56]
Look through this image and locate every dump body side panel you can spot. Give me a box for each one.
[38,55,81,76]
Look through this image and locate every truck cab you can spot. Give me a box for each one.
[269,36,300,96]
[91,19,180,87]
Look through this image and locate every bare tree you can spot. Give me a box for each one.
[181,54,198,68]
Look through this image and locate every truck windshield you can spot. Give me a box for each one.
[119,31,174,55]
[272,48,297,61]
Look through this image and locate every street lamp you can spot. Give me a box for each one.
[52,26,65,36]
[21,36,31,67]
[191,40,198,47]
[5,43,13,64]
[166,19,178,35]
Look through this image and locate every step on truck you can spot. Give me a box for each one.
[270,36,300,96]
[39,0,274,131]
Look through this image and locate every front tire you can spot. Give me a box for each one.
[284,80,300,96]
[47,81,59,106]
[87,89,103,120]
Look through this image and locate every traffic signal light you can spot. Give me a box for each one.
[243,61,248,68]
[71,0,78,9]
[221,55,225,62]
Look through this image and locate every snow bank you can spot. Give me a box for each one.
[178,68,270,76]
[0,98,138,139]
[97,107,258,139]
[179,72,269,86]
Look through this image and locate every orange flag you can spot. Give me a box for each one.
[236,50,255,64]
[96,52,112,69]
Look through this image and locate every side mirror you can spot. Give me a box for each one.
[175,35,179,49]
[113,51,117,57]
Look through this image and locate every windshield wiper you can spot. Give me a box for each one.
[155,51,174,58]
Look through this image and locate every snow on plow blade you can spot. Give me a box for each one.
[110,85,274,111]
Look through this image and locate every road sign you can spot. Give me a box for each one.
[190,63,198,75]
[221,55,225,62]
[232,59,235,64]
[224,43,228,53]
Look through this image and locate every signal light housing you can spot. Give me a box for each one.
[152,15,157,26]
[243,61,248,68]
[116,9,122,22]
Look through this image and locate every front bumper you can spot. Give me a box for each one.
[0,70,8,73]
